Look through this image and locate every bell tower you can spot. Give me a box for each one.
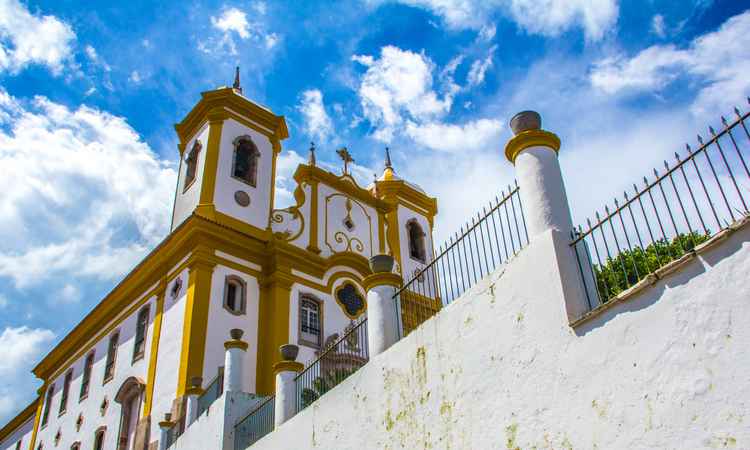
[170,69,289,238]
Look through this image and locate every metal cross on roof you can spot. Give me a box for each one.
[336,147,354,175]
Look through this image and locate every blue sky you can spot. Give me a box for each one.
[0,0,749,422]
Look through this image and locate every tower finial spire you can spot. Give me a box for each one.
[384,146,392,170]
[233,66,242,93]
[308,142,316,166]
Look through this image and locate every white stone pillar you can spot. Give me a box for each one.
[158,414,174,450]
[274,344,303,428]
[504,111,593,319]
[364,255,403,356]
[184,377,203,426]
[224,329,248,393]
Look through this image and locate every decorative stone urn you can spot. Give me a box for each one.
[230,328,244,340]
[509,110,541,135]
[369,254,395,274]
[279,344,299,362]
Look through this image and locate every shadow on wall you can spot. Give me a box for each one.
[574,222,749,336]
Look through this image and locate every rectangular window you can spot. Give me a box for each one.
[103,332,119,383]
[299,297,322,348]
[132,307,149,362]
[41,384,54,427]
[15,440,21,450]
[59,370,73,414]
[80,351,94,400]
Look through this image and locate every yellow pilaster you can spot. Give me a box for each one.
[176,249,216,396]
[195,109,226,220]
[143,281,167,417]
[27,390,44,450]
[377,210,386,254]
[255,271,294,395]
[306,180,321,254]
[385,208,402,269]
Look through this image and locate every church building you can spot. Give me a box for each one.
[0,74,437,450]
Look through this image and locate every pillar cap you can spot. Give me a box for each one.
[362,272,402,292]
[504,129,560,164]
[369,254,395,273]
[224,339,249,351]
[185,386,205,396]
[158,420,175,429]
[273,360,304,375]
[509,110,541,135]
[279,344,299,362]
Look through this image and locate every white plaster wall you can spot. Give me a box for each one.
[281,183,311,250]
[251,225,750,450]
[149,269,189,438]
[0,416,33,450]
[289,277,366,366]
[202,264,260,394]
[34,292,157,450]
[213,119,274,231]
[172,125,210,230]
[397,204,433,282]
[317,184,380,259]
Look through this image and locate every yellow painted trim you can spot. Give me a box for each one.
[196,111,225,216]
[0,398,37,446]
[384,208,402,271]
[255,271,293,396]
[306,181,321,253]
[273,361,303,374]
[224,340,249,351]
[362,272,402,292]
[504,129,560,163]
[26,395,43,450]
[269,139,279,216]
[142,283,166,417]
[213,210,272,242]
[377,210,386,253]
[176,251,216,396]
[324,193,373,255]
[294,164,391,213]
[333,281,367,320]
[184,386,205,396]
[158,420,175,428]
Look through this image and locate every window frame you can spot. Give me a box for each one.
[70,441,80,450]
[58,370,73,415]
[406,219,427,263]
[230,136,261,188]
[79,350,95,401]
[41,384,54,428]
[222,275,246,316]
[132,306,150,363]
[298,294,323,349]
[103,331,119,384]
[93,426,106,450]
[183,140,202,192]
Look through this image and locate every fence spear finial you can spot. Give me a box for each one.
[664,160,670,170]
[735,106,742,117]
[697,134,704,145]
[624,191,630,201]
[721,116,728,126]
[709,125,716,136]
[685,143,692,153]
[674,152,681,161]
[643,176,649,186]
[653,168,660,178]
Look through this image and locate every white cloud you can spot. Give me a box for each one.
[352,46,454,142]
[298,89,334,143]
[467,48,495,87]
[58,283,81,304]
[129,70,142,84]
[0,0,76,74]
[211,8,251,38]
[0,326,54,422]
[590,10,750,115]
[405,118,502,152]
[378,0,618,41]
[651,14,666,38]
[274,150,307,207]
[0,90,176,288]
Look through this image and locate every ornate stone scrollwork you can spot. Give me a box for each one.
[270,184,306,241]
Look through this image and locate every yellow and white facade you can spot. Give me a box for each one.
[0,85,437,450]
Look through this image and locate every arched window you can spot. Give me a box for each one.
[103,331,119,383]
[41,384,54,427]
[406,219,426,263]
[184,140,202,190]
[80,350,95,400]
[115,377,145,450]
[232,136,260,187]
[70,441,80,450]
[223,276,246,315]
[59,369,73,414]
[132,306,149,362]
[93,426,106,450]
[298,295,322,348]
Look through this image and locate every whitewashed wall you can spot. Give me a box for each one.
[251,224,750,450]
[0,416,33,450]
[213,119,274,231]
[172,125,209,230]
[34,287,158,450]
[317,184,380,259]
[202,262,260,393]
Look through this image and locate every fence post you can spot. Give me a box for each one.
[158,414,174,450]
[184,376,203,426]
[504,111,591,319]
[224,329,248,393]
[363,254,403,356]
[273,344,303,427]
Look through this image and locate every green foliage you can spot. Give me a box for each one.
[300,367,357,409]
[592,232,711,301]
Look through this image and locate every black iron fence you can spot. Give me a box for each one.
[393,185,529,338]
[234,396,275,450]
[571,101,750,309]
[295,318,369,412]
